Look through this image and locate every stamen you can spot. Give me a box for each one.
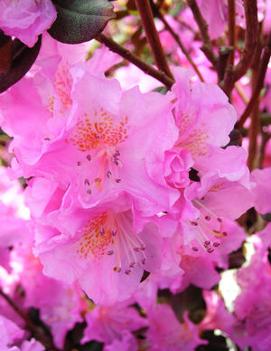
[70,113,128,151]
[191,221,198,226]
[77,212,146,274]
[84,178,90,186]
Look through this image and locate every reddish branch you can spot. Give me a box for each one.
[0,288,26,320]
[233,0,258,82]
[218,0,236,88]
[227,0,236,66]
[217,47,232,82]
[134,0,173,79]
[247,70,260,170]
[259,131,271,168]
[237,33,271,128]
[186,0,217,66]
[151,2,204,82]
[96,33,174,89]
[223,0,258,94]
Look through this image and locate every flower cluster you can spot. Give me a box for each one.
[0,0,271,350]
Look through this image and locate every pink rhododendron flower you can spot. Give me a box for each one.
[200,290,235,333]
[20,340,44,351]
[132,232,184,305]
[0,44,119,168]
[196,0,264,39]
[178,218,245,290]
[114,64,160,93]
[196,0,228,39]
[169,69,246,182]
[0,315,24,349]
[230,225,271,350]
[172,69,237,157]
[18,255,83,348]
[104,332,137,351]
[0,0,57,47]
[0,1,270,350]
[32,195,163,304]
[251,167,271,214]
[1,63,178,217]
[83,301,146,346]
[179,254,220,289]
[0,314,44,351]
[146,304,204,351]
[164,149,193,189]
[0,168,31,272]
[181,175,251,254]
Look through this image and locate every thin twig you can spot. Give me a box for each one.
[0,289,26,320]
[134,0,173,78]
[233,0,258,82]
[237,33,271,128]
[217,47,232,82]
[259,131,271,168]
[96,33,174,89]
[219,0,236,89]
[186,0,217,66]
[235,82,249,104]
[222,0,258,95]
[247,69,260,170]
[228,0,236,66]
[151,1,204,81]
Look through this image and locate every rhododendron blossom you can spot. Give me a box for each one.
[32,192,163,303]
[146,304,204,351]
[0,1,270,350]
[0,0,56,47]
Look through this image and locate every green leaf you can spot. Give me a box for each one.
[0,37,41,93]
[49,0,115,44]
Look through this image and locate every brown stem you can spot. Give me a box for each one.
[259,131,271,168]
[217,47,232,83]
[247,70,260,170]
[0,289,26,320]
[233,0,258,82]
[222,0,258,95]
[235,82,249,104]
[134,0,173,78]
[96,33,174,89]
[186,0,217,66]
[151,1,204,82]
[219,0,236,90]
[237,34,271,128]
[228,0,236,66]
[0,289,60,351]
